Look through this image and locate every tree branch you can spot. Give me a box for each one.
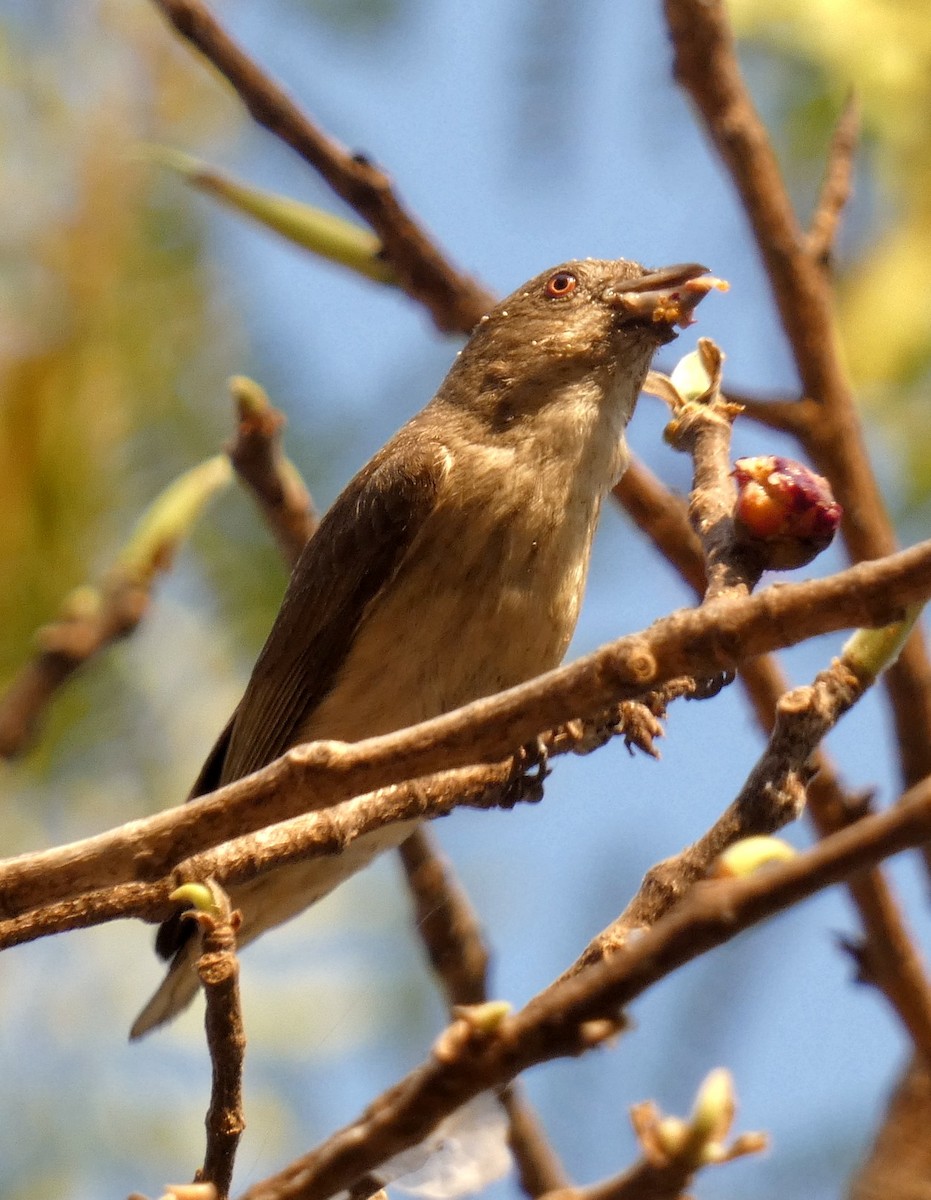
[226,376,317,566]
[148,0,493,333]
[805,91,861,266]
[192,884,246,1200]
[0,457,232,759]
[1,542,929,924]
[237,773,931,1200]
[663,0,931,792]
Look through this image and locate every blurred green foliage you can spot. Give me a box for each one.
[0,2,262,782]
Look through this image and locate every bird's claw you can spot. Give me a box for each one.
[503,737,550,807]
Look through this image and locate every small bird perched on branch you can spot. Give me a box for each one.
[131,257,720,1039]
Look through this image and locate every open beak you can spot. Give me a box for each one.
[603,263,728,334]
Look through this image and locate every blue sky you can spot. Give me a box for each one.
[1,4,922,1198]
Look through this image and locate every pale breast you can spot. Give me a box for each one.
[298,409,621,745]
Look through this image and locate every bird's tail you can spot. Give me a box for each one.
[130,939,203,1040]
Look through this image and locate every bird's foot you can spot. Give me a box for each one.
[502,736,550,807]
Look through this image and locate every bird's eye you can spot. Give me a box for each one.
[544,271,578,299]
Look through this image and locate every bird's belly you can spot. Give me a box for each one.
[298,499,594,744]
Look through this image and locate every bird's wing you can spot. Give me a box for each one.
[150,433,442,969]
[214,432,442,785]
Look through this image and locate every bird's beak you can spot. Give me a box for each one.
[603,263,728,333]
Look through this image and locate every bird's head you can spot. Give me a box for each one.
[441,258,724,421]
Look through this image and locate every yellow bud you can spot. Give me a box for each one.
[714,836,796,879]
[169,883,217,915]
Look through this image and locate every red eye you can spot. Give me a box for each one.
[544,271,578,298]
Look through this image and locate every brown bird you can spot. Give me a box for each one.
[131,257,720,1039]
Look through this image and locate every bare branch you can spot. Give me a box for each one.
[722,389,816,437]
[148,0,493,333]
[226,377,317,567]
[0,542,928,924]
[191,884,246,1199]
[662,0,931,791]
[805,91,861,266]
[398,830,570,1195]
[0,457,231,759]
[849,1055,931,1200]
[237,772,931,1200]
[398,830,491,1007]
[570,647,931,1068]
[618,380,931,1059]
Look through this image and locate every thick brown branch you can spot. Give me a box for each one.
[663,0,931,791]
[0,543,929,923]
[149,0,492,333]
[237,773,931,1200]
[0,683,643,951]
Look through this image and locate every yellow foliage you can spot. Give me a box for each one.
[730,0,931,495]
[0,5,243,681]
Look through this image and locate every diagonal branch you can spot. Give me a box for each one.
[226,376,317,565]
[237,772,931,1200]
[805,91,861,266]
[0,457,232,759]
[149,0,493,333]
[1,542,929,923]
[398,831,570,1196]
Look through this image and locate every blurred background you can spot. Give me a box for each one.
[1,1,929,1197]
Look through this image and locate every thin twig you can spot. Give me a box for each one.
[0,457,231,759]
[397,830,570,1195]
[721,389,815,437]
[805,91,861,266]
[148,0,493,333]
[539,1161,693,1200]
[194,884,246,1199]
[0,576,148,758]
[398,830,490,1007]
[236,772,931,1200]
[1,542,929,923]
[653,339,761,599]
